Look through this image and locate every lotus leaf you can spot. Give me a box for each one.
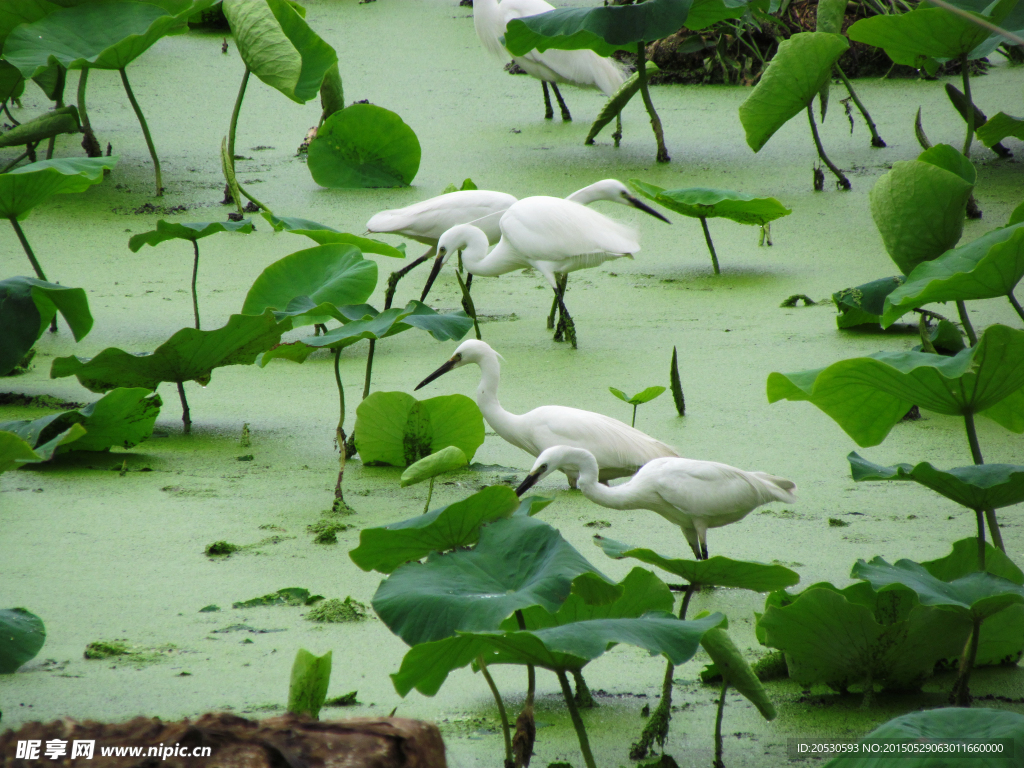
[0,1,58,50]
[0,106,79,148]
[700,627,776,719]
[223,0,337,104]
[832,275,905,329]
[372,514,611,646]
[51,310,287,392]
[977,112,1024,148]
[354,390,484,467]
[350,486,520,574]
[881,222,1024,326]
[738,32,849,153]
[595,536,800,592]
[262,212,406,258]
[287,648,332,719]
[241,244,377,328]
[685,0,767,30]
[0,608,46,673]
[0,277,92,376]
[609,386,665,405]
[400,446,469,487]
[630,181,792,226]
[0,388,161,454]
[767,323,1024,447]
[128,219,254,251]
[0,61,25,104]
[0,156,117,220]
[308,104,420,188]
[0,431,49,473]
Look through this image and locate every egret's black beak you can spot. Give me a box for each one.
[515,471,542,497]
[627,195,670,224]
[419,252,445,302]
[415,357,458,390]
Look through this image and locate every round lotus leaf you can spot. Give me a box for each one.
[308,104,421,189]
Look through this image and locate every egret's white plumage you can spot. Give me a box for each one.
[517,445,798,560]
[415,340,679,486]
[366,190,517,248]
[473,0,625,117]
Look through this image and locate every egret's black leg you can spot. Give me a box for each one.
[552,274,569,340]
[553,286,577,349]
[551,83,572,122]
[542,82,554,120]
[700,541,709,560]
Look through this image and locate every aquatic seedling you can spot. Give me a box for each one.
[51,311,287,435]
[670,346,685,416]
[0,277,92,375]
[608,385,665,428]
[832,276,905,329]
[738,32,852,190]
[401,446,470,513]
[222,0,338,212]
[308,104,422,188]
[129,219,254,329]
[0,608,46,673]
[631,181,791,273]
[356,392,483,468]
[233,588,324,608]
[5,0,214,194]
[287,649,332,720]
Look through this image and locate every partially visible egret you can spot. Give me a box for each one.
[474,0,626,121]
[516,446,798,560]
[415,340,679,487]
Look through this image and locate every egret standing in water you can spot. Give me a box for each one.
[473,0,625,120]
[516,446,798,560]
[419,184,667,347]
[416,340,679,487]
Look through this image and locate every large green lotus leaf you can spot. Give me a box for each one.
[823,708,1024,768]
[869,146,975,275]
[0,156,117,220]
[631,180,791,225]
[241,244,377,328]
[685,0,766,30]
[0,61,26,104]
[701,627,776,720]
[832,276,906,329]
[815,0,845,34]
[881,223,1024,327]
[0,608,46,673]
[595,536,799,592]
[262,212,406,258]
[401,445,468,487]
[50,310,286,391]
[128,219,254,251]
[222,0,336,104]
[847,0,1016,74]
[0,0,59,50]
[852,557,1024,621]
[921,537,1024,585]
[372,514,610,646]
[504,0,694,58]
[391,612,725,697]
[977,112,1024,148]
[503,567,675,632]
[350,486,520,574]
[0,277,92,376]
[0,106,79,148]
[0,431,51,473]
[767,324,1024,447]
[308,104,420,189]
[849,452,1024,512]
[354,390,483,467]
[4,0,212,77]
[738,32,849,153]
[0,388,160,454]
[759,586,965,690]
[936,0,1024,59]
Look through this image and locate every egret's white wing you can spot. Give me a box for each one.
[645,459,796,521]
[500,197,640,264]
[367,191,517,242]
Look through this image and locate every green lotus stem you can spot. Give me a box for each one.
[1,151,30,173]
[2,101,20,126]
[807,104,851,190]
[190,240,201,330]
[9,216,57,332]
[956,300,978,345]
[975,508,986,569]
[362,340,374,400]
[226,67,250,215]
[77,68,101,157]
[477,655,513,767]
[699,216,721,274]
[556,670,597,768]
[1008,291,1024,323]
[176,381,191,434]
[961,54,974,157]
[332,347,352,513]
[713,681,729,768]
[572,669,596,708]
[119,68,162,196]
[963,411,1004,552]
[423,476,434,514]
[834,65,885,148]
[949,616,982,706]
[636,42,669,163]
[514,609,537,708]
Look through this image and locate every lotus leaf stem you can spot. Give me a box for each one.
[225,69,274,215]
[961,54,974,158]
[956,301,978,345]
[512,611,537,767]
[456,269,481,340]
[423,476,434,514]
[9,217,57,332]
[1008,291,1024,323]
[514,610,537,713]
[556,669,597,768]
[806,105,851,190]
[699,216,721,274]
[963,411,1004,551]
[2,101,20,126]
[572,669,596,708]
[77,68,101,158]
[332,347,353,513]
[613,110,622,147]
[975,509,986,569]
[190,240,201,329]
[636,42,669,163]
[713,681,729,768]
[477,655,513,767]
[1,151,30,174]
[949,615,982,706]
[362,341,374,400]
[834,65,885,147]
[176,381,191,434]
[119,68,162,196]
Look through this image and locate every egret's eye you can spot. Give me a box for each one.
[439,246,447,255]
[539,463,548,473]
[454,353,463,362]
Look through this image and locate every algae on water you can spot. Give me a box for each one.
[306,597,369,623]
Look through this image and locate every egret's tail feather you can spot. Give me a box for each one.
[751,472,798,505]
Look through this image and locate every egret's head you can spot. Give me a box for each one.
[580,179,670,224]
[419,224,480,303]
[515,446,582,496]
[415,339,498,390]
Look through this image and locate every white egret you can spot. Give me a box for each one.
[474,0,626,121]
[516,445,798,560]
[415,340,679,487]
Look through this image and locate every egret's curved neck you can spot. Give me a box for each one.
[565,183,608,207]
[572,450,634,510]
[461,232,520,277]
[473,352,517,435]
